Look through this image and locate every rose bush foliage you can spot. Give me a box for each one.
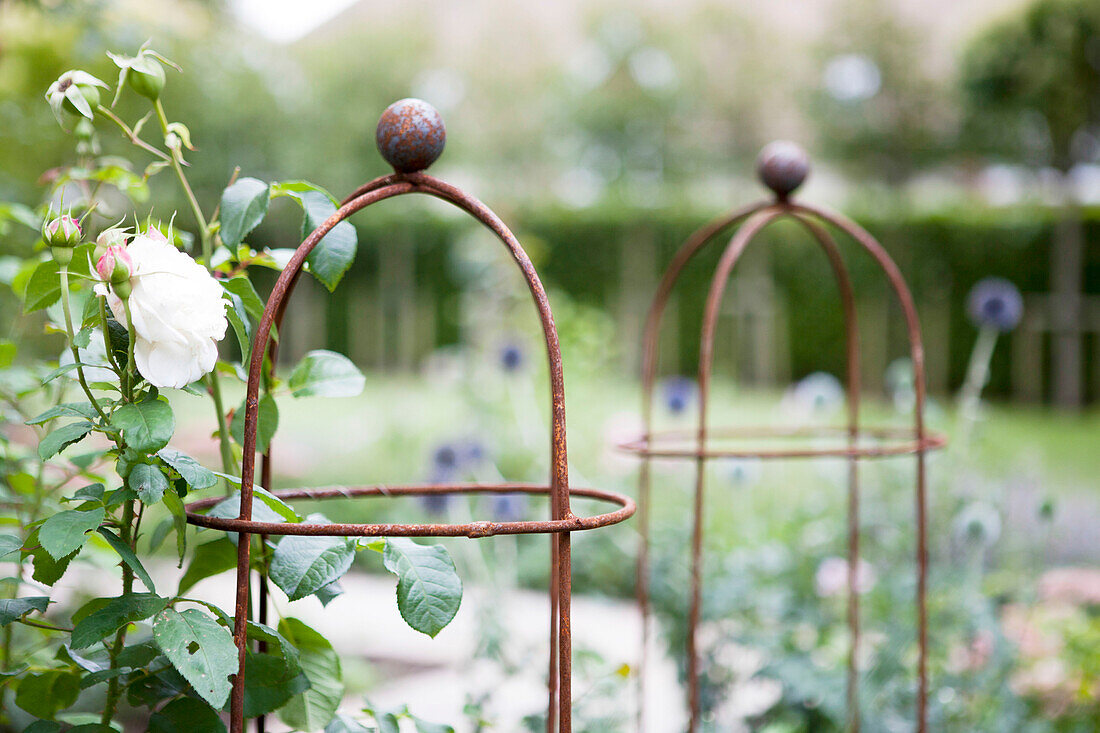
[0,45,460,731]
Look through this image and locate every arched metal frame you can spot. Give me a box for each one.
[185,170,636,733]
[623,197,946,732]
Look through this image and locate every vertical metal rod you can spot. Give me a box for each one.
[795,216,863,732]
[233,171,576,732]
[795,204,931,733]
[548,532,559,733]
[690,207,785,731]
[634,202,766,730]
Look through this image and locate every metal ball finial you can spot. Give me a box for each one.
[756,140,810,199]
[375,98,446,173]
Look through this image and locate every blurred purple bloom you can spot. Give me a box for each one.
[661,376,695,415]
[499,343,525,372]
[967,277,1022,331]
[489,493,528,522]
[433,444,460,473]
[418,493,452,516]
[458,438,486,465]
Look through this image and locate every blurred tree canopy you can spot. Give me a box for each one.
[806,0,956,185]
[959,0,1100,171]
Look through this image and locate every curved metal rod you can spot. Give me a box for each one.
[229,172,575,731]
[685,204,871,731]
[792,202,932,733]
[252,173,396,733]
[186,483,635,537]
[632,200,767,729]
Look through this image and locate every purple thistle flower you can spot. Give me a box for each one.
[489,493,528,522]
[418,492,452,516]
[499,343,525,372]
[432,444,460,473]
[661,376,695,415]
[967,277,1023,332]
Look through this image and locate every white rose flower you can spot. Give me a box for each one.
[96,230,227,389]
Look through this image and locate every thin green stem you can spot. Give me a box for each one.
[15,618,72,633]
[59,265,109,423]
[152,99,236,477]
[98,297,123,376]
[95,104,172,163]
[122,299,137,401]
[153,100,210,262]
[100,498,135,725]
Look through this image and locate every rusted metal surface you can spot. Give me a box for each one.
[375,98,446,173]
[185,100,633,733]
[624,142,944,733]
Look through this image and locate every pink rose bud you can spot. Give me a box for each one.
[94,227,129,262]
[96,244,133,286]
[43,215,82,248]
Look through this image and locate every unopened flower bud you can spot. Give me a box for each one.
[44,214,82,252]
[44,70,108,125]
[127,58,165,100]
[96,244,133,286]
[109,48,172,103]
[94,227,130,261]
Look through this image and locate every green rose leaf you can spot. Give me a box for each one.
[71,593,168,649]
[222,275,265,320]
[178,538,238,596]
[112,399,175,453]
[230,393,278,454]
[0,596,49,626]
[162,490,188,565]
[152,607,238,710]
[131,463,169,504]
[300,190,357,292]
[29,545,77,586]
[38,421,94,460]
[243,651,310,717]
[324,714,374,733]
[0,534,24,559]
[14,669,80,719]
[26,402,99,425]
[22,721,62,733]
[269,524,355,602]
[219,177,271,247]
[382,538,462,638]
[149,696,227,733]
[224,289,253,363]
[288,350,365,398]
[278,617,343,731]
[39,507,105,560]
[158,448,218,491]
[22,259,61,313]
[97,527,157,593]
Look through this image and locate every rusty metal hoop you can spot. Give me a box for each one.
[624,143,946,733]
[184,99,635,733]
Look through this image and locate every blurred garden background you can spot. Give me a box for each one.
[2,0,1100,730]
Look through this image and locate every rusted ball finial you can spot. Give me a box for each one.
[375,98,446,173]
[756,140,810,199]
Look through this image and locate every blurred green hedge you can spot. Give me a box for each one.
[321,203,1100,399]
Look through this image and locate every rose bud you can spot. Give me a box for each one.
[96,244,134,290]
[94,227,130,262]
[44,70,108,125]
[109,47,176,103]
[43,214,82,265]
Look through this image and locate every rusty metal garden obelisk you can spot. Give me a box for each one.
[621,141,946,732]
[185,99,635,733]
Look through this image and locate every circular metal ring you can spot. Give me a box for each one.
[185,483,635,539]
[618,424,947,460]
